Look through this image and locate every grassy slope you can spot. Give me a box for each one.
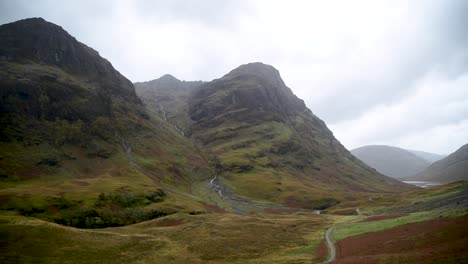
[0,61,214,226]
[0,211,331,264]
[332,208,467,241]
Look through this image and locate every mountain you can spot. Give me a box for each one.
[405,143,468,183]
[0,18,211,227]
[407,149,446,163]
[140,63,413,209]
[351,145,431,178]
[0,17,141,124]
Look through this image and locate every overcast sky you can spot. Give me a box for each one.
[1,0,467,154]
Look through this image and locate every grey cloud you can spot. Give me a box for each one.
[133,0,252,28]
[1,0,467,154]
[307,0,468,123]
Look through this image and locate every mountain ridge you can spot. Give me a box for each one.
[407,149,446,163]
[351,145,431,178]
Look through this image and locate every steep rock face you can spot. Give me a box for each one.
[189,63,307,124]
[134,74,203,131]
[351,145,431,178]
[0,17,137,100]
[0,18,142,125]
[184,63,412,207]
[407,144,468,183]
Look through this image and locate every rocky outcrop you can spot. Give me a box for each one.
[189,62,308,123]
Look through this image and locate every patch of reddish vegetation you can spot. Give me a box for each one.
[263,207,302,214]
[156,218,184,227]
[332,215,468,264]
[333,209,357,216]
[0,193,13,203]
[360,213,408,222]
[18,167,46,180]
[202,202,226,213]
[283,196,305,208]
[71,180,90,186]
[315,240,328,262]
[190,158,209,169]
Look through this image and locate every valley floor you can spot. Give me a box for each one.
[0,211,330,264]
[1,182,467,263]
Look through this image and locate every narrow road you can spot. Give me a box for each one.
[323,227,336,264]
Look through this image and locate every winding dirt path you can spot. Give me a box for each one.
[323,227,336,263]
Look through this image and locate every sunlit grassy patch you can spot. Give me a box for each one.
[332,208,468,241]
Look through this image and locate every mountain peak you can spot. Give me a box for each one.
[0,17,97,67]
[160,73,178,80]
[189,63,308,122]
[14,17,48,24]
[157,74,180,83]
[0,17,139,106]
[225,62,285,87]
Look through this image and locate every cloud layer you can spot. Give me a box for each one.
[1,0,467,154]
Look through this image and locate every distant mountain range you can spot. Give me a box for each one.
[351,145,445,178]
[404,143,468,183]
[407,150,446,163]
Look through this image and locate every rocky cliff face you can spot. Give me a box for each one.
[189,63,307,124]
[0,18,145,126]
[0,17,137,101]
[134,74,204,132]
